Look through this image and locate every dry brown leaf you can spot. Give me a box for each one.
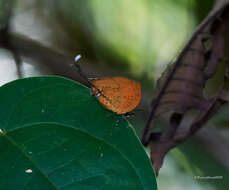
[142,2,229,175]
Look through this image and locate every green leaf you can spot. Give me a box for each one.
[0,76,157,190]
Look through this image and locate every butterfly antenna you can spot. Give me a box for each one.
[74,54,92,87]
[73,54,106,99]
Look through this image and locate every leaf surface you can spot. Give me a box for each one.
[0,76,157,190]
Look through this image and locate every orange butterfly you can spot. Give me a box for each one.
[74,55,141,115]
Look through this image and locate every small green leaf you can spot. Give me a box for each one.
[0,76,157,190]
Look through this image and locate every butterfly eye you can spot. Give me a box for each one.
[95,92,101,98]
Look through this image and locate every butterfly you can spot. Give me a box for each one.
[74,55,141,115]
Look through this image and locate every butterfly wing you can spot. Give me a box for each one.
[91,77,141,114]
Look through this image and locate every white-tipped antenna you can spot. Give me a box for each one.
[73,54,91,87]
[73,54,103,98]
[74,54,82,63]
